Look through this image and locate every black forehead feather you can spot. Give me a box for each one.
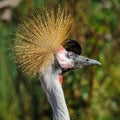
[63,39,82,55]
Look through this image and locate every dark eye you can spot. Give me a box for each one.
[67,52,75,58]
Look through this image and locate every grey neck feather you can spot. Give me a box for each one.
[39,61,70,120]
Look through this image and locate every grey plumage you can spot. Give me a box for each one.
[40,61,70,120]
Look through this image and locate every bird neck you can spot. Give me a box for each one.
[40,62,70,120]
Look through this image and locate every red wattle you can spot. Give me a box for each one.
[58,75,63,85]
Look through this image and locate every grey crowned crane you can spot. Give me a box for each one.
[14,7,101,120]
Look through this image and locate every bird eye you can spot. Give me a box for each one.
[67,52,75,58]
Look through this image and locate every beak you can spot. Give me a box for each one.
[74,55,101,68]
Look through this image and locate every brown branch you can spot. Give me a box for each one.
[0,0,22,9]
[0,0,22,22]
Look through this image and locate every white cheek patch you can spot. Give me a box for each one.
[56,46,74,69]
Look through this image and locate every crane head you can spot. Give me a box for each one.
[56,39,101,74]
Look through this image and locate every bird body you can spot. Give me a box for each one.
[14,6,101,120]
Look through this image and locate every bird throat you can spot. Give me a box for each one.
[58,75,63,85]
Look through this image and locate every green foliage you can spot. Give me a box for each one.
[0,0,120,120]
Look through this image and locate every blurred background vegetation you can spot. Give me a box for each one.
[0,0,120,120]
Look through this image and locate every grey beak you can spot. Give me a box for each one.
[74,55,101,68]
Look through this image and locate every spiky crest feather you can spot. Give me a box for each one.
[14,7,73,76]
